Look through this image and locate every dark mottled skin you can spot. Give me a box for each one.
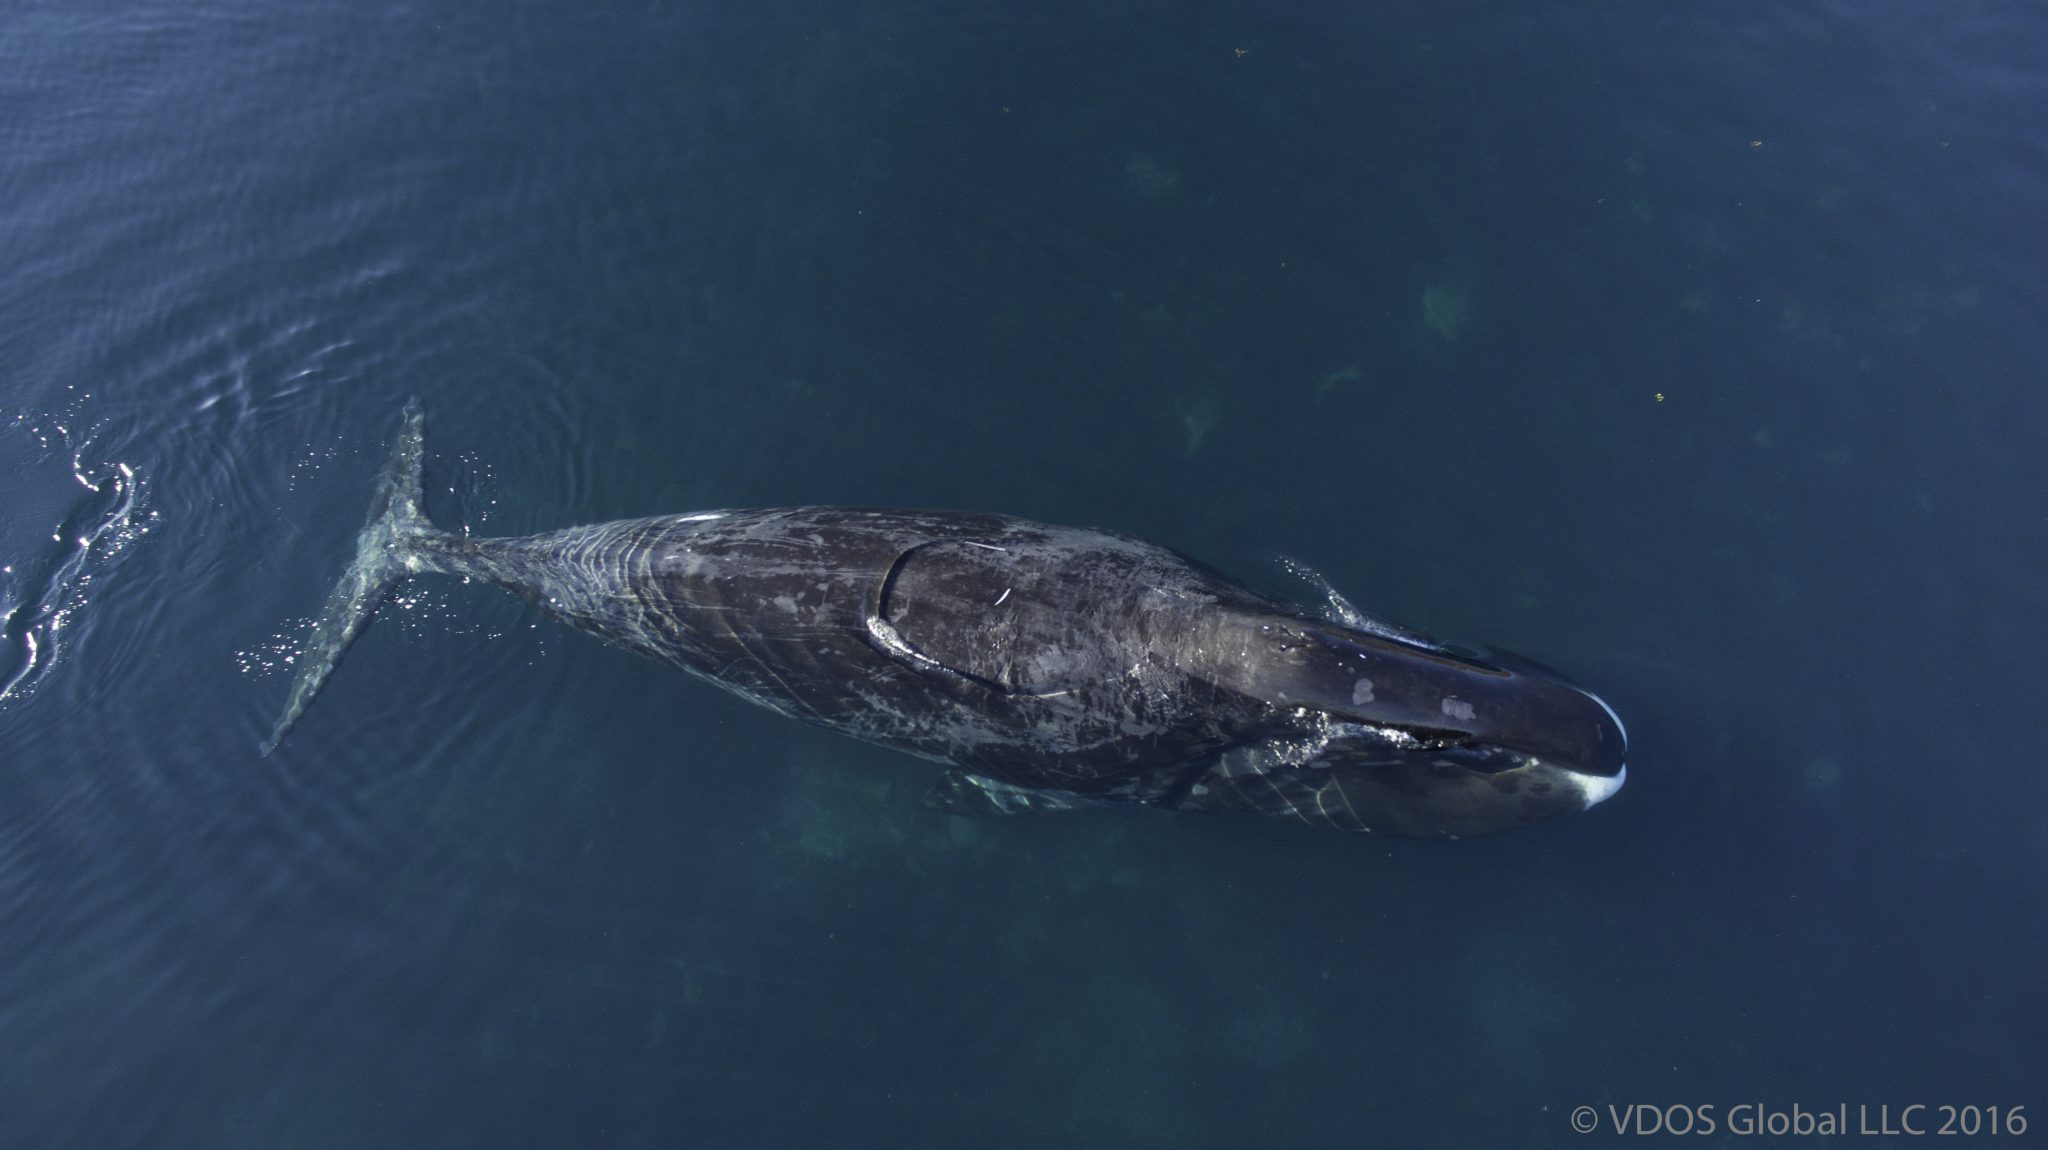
[394,507,1626,837]
[419,509,1281,785]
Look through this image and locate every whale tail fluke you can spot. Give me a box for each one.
[262,400,446,754]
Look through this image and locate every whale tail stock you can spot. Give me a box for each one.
[262,400,449,754]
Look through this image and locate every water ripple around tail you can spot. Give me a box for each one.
[0,412,153,706]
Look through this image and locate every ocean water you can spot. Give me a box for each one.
[3,0,2044,1146]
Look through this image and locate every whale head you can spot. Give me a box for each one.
[1193,613,1628,836]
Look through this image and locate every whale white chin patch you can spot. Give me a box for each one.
[1566,763,1627,809]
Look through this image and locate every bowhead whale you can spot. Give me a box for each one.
[266,403,1625,837]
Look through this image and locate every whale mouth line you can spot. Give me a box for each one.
[1582,687,1628,744]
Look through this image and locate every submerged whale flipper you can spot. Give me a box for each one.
[923,770,1100,817]
[1273,555,1442,651]
[262,401,443,754]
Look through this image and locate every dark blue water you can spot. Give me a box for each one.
[4,1,2044,1146]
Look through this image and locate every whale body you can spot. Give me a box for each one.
[266,404,1626,837]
